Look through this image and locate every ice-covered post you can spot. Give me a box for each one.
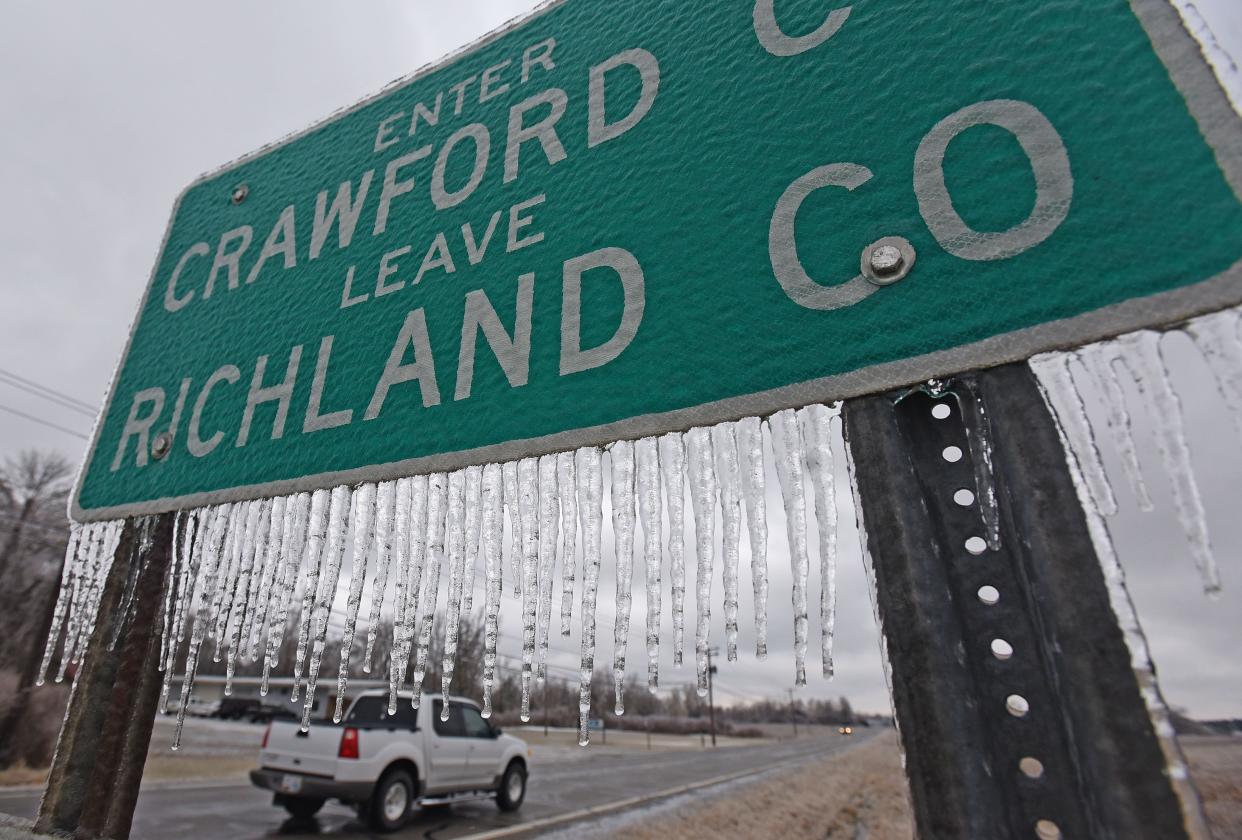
[842,362,1207,839]
[36,513,175,840]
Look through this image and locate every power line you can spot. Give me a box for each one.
[0,403,88,440]
[0,368,95,412]
[0,372,95,417]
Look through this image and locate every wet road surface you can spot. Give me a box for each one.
[0,731,871,838]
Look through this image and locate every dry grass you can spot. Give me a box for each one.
[613,732,913,840]
[0,764,47,788]
[1182,735,1242,838]
[140,755,256,782]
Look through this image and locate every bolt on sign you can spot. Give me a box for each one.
[73,0,1242,520]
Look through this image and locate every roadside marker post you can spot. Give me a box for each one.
[843,363,1208,839]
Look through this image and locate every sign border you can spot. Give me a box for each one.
[70,0,1242,522]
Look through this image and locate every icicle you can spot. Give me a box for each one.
[735,416,769,659]
[159,513,184,671]
[1079,343,1154,511]
[210,503,246,660]
[379,479,411,707]
[841,428,902,762]
[37,524,82,686]
[1029,354,1119,517]
[362,480,398,673]
[711,424,742,662]
[462,466,483,617]
[410,473,447,708]
[955,381,1002,551]
[263,492,310,697]
[1120,331,1220,594]
[770,409,810,687]
[246,496,285,661]
[335,483,378,722]
[517,458,539,722]
[481,463,504,718]
[535,454,560,685]
[58,523,103,680]
[799,403,840,678]
[162,511,204,708]
[291,489,330,703]
[301,485,353,731]
[576,446,603,745]
[391,475,430,712]
[1042,358,1207,832]
[1187,309,1242,446]
[47,523,87,683]
[658,433,687,666]
[172,504,232,750]
[226,498,270,693]
[635,437,662,691]
[440,471,468,719]
[83,522,122,658]
[503,460,523,600]
[609,441,636,714]
[685,427,717,696]
[557,451,578,637]
[238,498,275,663]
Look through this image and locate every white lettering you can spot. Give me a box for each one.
[504,89,568,183]
[365,309,441,419]
[588,49,660,148]
[560,247,645,376]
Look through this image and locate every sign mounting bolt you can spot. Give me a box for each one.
[151,433,171,460]
[231,184,249,205]
[861,236,916,286]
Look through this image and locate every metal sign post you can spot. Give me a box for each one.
[36,514,175,839]
[843,362,1208,839]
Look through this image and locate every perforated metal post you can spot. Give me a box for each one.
[843,362,1203,839]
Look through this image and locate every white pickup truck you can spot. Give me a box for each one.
[250,690,529,831]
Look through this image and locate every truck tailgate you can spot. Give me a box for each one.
[261,721,340,778]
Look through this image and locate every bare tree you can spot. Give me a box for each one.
[0,450,73,768]
[0,450,73,580]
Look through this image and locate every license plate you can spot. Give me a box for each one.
[279,774,303,795]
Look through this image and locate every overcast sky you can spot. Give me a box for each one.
[2,1,1240,718]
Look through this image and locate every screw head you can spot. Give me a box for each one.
[869,245,904,276]
[151,433,171,460]
[860,236,916,286]
[230,184,249,204]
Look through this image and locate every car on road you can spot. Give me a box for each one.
[251,690,529,831]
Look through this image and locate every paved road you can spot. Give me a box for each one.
[0,732,870,838]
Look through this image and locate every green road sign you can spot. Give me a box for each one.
[73,0,1242,520]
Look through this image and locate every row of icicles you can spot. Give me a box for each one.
[40,405,847,747]
[39,305,1241,749]
[1031,307,1242,596]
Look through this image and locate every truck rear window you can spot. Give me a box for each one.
[344,697,418,729]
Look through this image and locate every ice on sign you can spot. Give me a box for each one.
[71,0,1241,521]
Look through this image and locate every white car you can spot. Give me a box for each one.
[250,690,529,831]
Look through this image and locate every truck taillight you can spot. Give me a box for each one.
[261,723,271,749]
[338,727,360,759]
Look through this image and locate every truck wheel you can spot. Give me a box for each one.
[495,761,526,812]
[282,797,325,819]
[369,769,415,832]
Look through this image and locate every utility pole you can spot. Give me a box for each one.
[706,647,718,748]
[786,688,798,738]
